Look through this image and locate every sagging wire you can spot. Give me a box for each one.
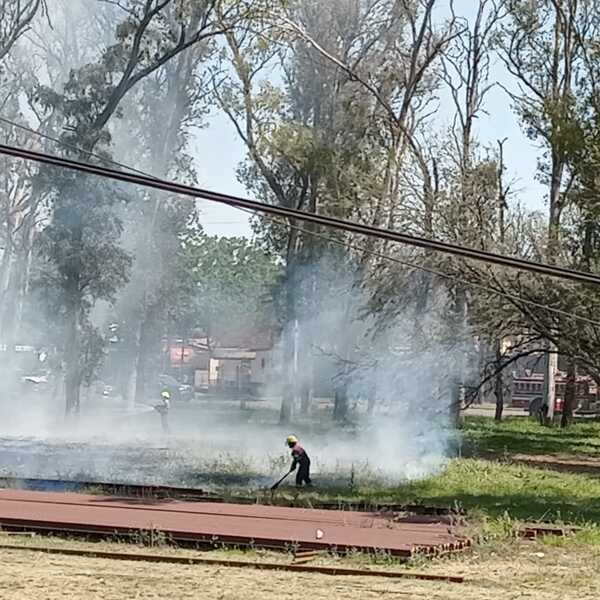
[1,114,600,328]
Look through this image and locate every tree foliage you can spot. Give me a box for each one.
[181,230,281,339]
[3,0,600,429]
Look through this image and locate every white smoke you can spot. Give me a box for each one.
[257,251,475,481]
[0,1,477,490]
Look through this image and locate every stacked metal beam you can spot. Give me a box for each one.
[0,489,470,557]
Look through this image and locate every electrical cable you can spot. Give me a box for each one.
[255,211,600,328]
[1,116,599,327]
[1,140,600,286]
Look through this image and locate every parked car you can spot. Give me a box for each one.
[177,383,193,402]
[158,374,193,402]
[20,373,49,394]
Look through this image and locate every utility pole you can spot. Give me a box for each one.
[180,336,185,382]
[293,318,299,411]
[544,345,557,424]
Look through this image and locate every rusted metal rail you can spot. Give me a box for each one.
[517,523,583,539]
[0,489,471,557]
[0,477,217,501]
[0,477,460,515]
[0,543,465,583]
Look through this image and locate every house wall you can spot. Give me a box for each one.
[194,370,209,390]
[250,350,271,385]
[209,358,219,384]
[216,359,243,386]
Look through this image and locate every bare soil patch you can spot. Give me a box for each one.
[0,537,599,599]
[512,452,600,476]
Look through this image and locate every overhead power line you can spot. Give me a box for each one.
[264,213,600,327]
[1,117,598,328]
[0,142,599,287]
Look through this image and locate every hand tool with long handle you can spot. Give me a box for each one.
[270,469,293,490]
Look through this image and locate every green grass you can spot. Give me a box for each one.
[460,416,600,457]
[426,418,600,523]
[393,458,600,522]
[282,459,600,523]
[269,417,600,528]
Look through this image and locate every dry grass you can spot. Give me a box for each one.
[0,535,599,599]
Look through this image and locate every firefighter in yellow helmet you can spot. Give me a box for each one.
[286,435,312,487]
[155,390,170,433]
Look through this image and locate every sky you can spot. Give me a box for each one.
[193,0,548,239]
[191,113,250,237]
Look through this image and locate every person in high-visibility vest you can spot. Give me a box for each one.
[155,390,170,433]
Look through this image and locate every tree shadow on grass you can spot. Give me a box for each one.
[462,430,600,459]
[410,491,600,523]
[507,456,600,477]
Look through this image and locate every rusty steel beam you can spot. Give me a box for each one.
[0,477,463,516]
[517,524,582,539]
[0,490,471,558]
[0,543,465,583]
[0,517,470,558]
[0,477,216,501]
[0,517,418,557]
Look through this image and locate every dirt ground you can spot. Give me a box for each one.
[463,404,526,419]
[0,538,599,599]
[511,452,600,476]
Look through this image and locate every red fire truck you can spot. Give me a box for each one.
[511,372,598,414]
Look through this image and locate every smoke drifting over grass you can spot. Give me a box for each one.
[271,252,473,481]
[0,1,477,490]
[0,227,472,488]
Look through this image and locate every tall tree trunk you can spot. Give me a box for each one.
[300,380,312,415]
[125,359,137,408]
[14,238,34,337]
[299,315,314,416]
[494,340,504,421]
[548,157,564,259]
[451,286,468,422]
[561,358,577,428]
[0,213,14,336]
[333,381,348,422]
[134,316,152,405]
[64,305,81,417]
[299,261,316,416]
[279,321,295,425]
[279,245,300,425]
[367,382,377,416]
[449,378,462,426]
[122,320,143,408]
[0,253,18,344]
[280,387,294,424]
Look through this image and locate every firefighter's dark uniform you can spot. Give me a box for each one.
[290,443,311,486]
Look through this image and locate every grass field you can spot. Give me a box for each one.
[3,414,600,598]
[461,416,600,458]
[402,416,600,523]
[262,416,600,527]
[269,457,600,524]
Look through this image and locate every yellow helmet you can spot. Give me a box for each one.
[161,390,171,399]
[286,435,298,445]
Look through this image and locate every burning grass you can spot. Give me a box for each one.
[4,415,600,529]
[264,417,600,528]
